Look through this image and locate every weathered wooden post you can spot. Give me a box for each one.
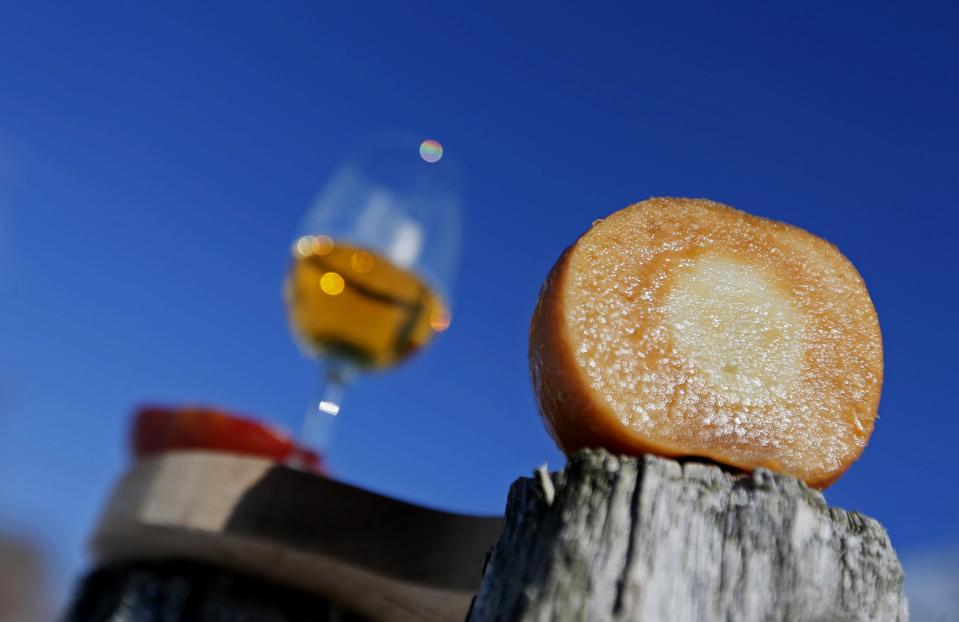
[467,449,907,622]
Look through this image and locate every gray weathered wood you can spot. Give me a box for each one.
[468,449,908,622]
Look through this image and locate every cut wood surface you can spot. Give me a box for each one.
[468,449,907,622]
[87,451,503,622]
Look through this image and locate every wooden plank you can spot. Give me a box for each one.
[90,451,503,622]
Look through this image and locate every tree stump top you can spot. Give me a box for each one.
[469,449,907,622]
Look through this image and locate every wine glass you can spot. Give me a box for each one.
[284,132,463,459]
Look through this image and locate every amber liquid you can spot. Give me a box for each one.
[285,236,450,369]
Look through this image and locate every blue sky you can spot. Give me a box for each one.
[1,1,957,607]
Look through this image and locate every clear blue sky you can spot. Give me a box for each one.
[1,1,957,604]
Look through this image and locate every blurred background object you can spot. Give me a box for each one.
[131,405,325,471]
[0,2,957,618]
[285,132,461,453]
[0,529,48,622]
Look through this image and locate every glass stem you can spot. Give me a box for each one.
[296,359,352,462]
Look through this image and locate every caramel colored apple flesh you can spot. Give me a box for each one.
[529,198,883,488]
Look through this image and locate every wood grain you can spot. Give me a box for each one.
[468,449,907,622]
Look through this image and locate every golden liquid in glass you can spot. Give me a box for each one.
[285,236,450,369]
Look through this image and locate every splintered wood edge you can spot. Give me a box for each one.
[89,451,504,622]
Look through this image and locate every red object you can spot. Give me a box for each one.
[132,405,325,473]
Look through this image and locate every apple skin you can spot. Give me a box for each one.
[132,405,325,474]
